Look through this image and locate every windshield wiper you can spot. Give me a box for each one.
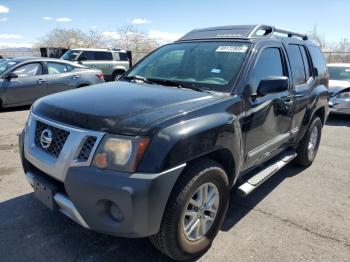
[124,75,155,84]
[147,78,206,92]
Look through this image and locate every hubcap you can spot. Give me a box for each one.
[308,126,318,159]
[182,182,220,241]
[114,75,121,81]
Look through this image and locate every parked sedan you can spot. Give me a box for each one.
[0,57,104,109]
[328,63,350,115]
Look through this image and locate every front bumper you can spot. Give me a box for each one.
[329,98,350,115]
[19,125,186,238]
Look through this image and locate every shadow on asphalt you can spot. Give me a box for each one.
[0,105,30,113]
[222,164,307,232]
[326,114,350,127]
[0,193,172,262]
[0,166,307,262]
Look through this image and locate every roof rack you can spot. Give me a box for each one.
[177,24,308,42]
[249,25,308,41]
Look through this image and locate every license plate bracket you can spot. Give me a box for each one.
[33,175,59,210]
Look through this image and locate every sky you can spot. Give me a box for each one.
[0,0,349,48]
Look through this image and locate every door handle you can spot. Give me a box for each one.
[284,101,293,106]
[281,96,293,106]
[37,79,45,84]
[72,75,80,80]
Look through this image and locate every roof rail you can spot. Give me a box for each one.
[177,25,308,42]
[248,24,308,40]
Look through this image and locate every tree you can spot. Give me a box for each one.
[308,25,327,50]
[106,25,159,62]
[36,28,105,48]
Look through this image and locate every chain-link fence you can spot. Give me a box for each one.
[0,49,41,58]
[323,52,350,63]
[0,49,149,65]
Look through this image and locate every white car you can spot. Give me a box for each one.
[328,63,350,114]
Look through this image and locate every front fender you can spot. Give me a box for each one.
[138,113,242,174]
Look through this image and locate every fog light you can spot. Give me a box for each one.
[110,203,124,222]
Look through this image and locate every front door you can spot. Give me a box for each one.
[2,62,47,106]
[242,44,294,170]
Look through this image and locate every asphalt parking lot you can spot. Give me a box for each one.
[0,107,349,262]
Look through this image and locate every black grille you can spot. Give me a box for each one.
[35,121,70,158]
[77,136,97,161]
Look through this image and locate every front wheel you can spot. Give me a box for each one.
[294,116,322,166]
[150,159,229,261]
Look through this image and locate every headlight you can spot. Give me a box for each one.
[92,135,150,173]
[336,91,350,99]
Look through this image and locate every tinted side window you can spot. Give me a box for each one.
[251,48,285,93]
[119,53,128,61]
[13,63,42,77]
[47,62,68,74]
[79,51,95,61]
[94,52,113,61]
[299,46,311,78]
[308,46,327,78]
[67,64,75,72]
[286,44,306,86]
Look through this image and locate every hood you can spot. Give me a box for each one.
[32,81,220,135]
[328,80,350,97]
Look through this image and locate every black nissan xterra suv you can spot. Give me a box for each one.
[19,25,329,261]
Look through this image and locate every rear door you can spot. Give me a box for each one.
[285,44,315,134]
[45,62,78,95]
[242,43,294,169]
[2,62,47,106]
[79,51,113,77]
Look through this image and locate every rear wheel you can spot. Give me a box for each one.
[294,116,322,166]
[113,70,125,81]
[77,84,89,88]
[150,159,229,261]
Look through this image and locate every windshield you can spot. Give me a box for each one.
[328,66,350,81]
[125,41,250,92]
[0,60,18,75]
[61,50,81,61]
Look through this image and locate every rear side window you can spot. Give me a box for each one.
[119,52,129,61]
[113,52,129,61]
[67,64,75,72]
[47,62,68,74]
[286,44,306,86]
[251,47,285,93]
[94,52,113,61]
[299,46,312,78]
[308,46,327,78]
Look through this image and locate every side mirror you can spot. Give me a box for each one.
[256,76,289,96]
[3,72,18,79]
[313,67,319,77]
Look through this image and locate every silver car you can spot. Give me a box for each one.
[328,63,350,115]
[0,57,105,109]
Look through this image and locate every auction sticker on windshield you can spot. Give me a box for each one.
[216,45,248,53]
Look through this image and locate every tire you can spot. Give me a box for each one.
[77,84,89,88]
[149,158,230,261]
[294,116,322,166]
[112,70,125,81]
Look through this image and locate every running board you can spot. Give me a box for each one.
[236,151,297,197]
